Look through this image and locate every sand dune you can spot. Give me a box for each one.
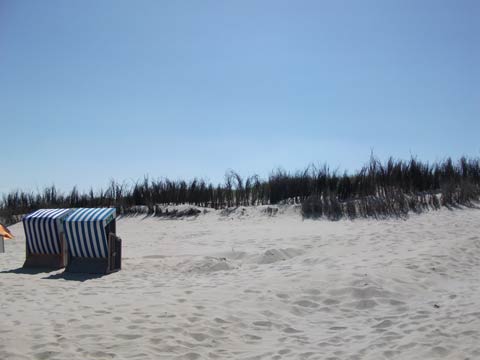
[1,205,480,359]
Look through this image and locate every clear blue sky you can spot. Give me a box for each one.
[1,0,479,194]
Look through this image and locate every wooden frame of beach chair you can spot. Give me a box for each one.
[108,233,122,273]
[22,209,73,269]
[64,208,121,275]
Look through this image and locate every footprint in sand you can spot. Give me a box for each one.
[150,337,162,345]
[305,288,322,295]
[214,317,229,324]
[190,333,209,342]
[253,320,273,327]
[329,326,348,331]
[373,319,393,328]
[242,334,262,341]
[178,352,202,360]
[429,346,450,357]
[283,326,302,333]
[81,351,116,359]
[115,334,142,340]
[294,300,319,308]
[323,298,340,305]
[34,351,61,360]
[349,299,378,310]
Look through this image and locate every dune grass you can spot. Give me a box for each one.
[1,156,479,224]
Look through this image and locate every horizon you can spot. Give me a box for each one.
[1,1,479,194]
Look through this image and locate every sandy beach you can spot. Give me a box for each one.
[1,205,480,359]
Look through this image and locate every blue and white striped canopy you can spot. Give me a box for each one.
[63,208,116,258]
[23,209,73,254]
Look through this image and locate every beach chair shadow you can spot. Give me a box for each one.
[0,267,57,275]
[42,271,107,282]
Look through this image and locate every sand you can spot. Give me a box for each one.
[1,205,480,359]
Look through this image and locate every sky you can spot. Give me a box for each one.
[0,0,479,194]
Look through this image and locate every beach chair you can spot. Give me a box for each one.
[1,223,14,253]
[63,208,121,274]
[22,209,73,268]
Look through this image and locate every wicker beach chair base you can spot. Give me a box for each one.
[23,254,65,269]
[23,236,68,269]
[65,234,121,275]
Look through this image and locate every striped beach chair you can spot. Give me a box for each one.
[22,209,73,268]
[64,208,121,274]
